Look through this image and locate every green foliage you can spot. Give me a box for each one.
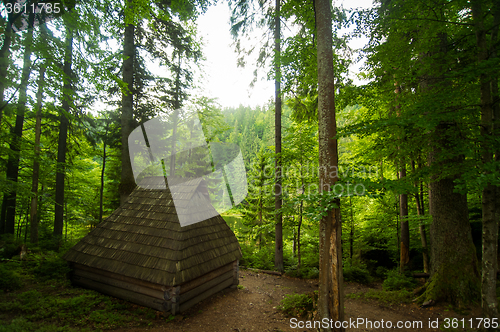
[343,263,372,284]
[382,270,417,291]
[0,235,24,259]
[347,289,413,306]
[0,317,79,332]
[0,265,162,331]
[240,149,275,248]
[31,252,71,281]
[277,292,316,317]
[303,267,319,279]
[239,243,274,270]
[0,263,23,292]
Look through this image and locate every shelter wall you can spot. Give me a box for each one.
[69,260,239,314]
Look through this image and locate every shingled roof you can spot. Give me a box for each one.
[63,177,242,286]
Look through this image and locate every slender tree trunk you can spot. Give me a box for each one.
[472,0,499,321]
[492,6,500,297]
[315,0,344,328]
[0,13,34,235]
[120,7,136,205]
[297,162,304,275]
[258,198,263,250]
[169,54,182,178]
[54,21,74,238]
[395,80,409,273]
[349,196,354,261]
[0,20,13,124]
[99,137,107,225]
[297,197,302,275]
[399,167,409,272]
[30,40,47,244]
[274,0,284,273]
[413,161,429,273]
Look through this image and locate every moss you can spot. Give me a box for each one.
[416,262,480,308]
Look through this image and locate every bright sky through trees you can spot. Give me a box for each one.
[196,0,374,109]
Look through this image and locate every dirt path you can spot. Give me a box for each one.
[112,270,481,332]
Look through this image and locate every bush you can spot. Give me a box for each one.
[343,264,371,284]
[303,267,319,279]
[375,266,389,278]
[239,243,274,270]
[277,292,316,317]
[0,264,23,292]
[31,252,71,281]
[382,269,416,291]
[0,235,24,259]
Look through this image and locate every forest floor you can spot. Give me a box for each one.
[110,269,481,332]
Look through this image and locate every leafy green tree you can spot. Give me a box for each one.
[54,12,75,240]
[0,12,34,235]
[471,0,499,320]
[242,149,275,249]
[355,0,490,307]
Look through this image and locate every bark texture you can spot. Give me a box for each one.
[471,0,499,321]
[30,40,47,244]
[0,18,12,124]
[54,22,74,238]
[274,0,283,273]
[420,123,480,307]
[399,167,410,272]
[315,0,344,329]
[0,13,34,235]
[120,16,137,205]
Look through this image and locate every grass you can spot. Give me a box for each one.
[346,289,413,306]
[277,292,316,318]
[0,255,166,331]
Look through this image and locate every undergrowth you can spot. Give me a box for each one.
[346,289,413,305]
[343,264,371,284]
[0,251,161,331]
[382,269,417,291]
[277,292,316,318]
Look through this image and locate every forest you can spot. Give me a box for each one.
[0,0,499,331]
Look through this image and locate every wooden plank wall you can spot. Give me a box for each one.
[70,260,238,314]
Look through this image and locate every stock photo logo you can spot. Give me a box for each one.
[128,110,248,227]
[0,0,69,32]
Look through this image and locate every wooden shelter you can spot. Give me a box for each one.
[63,177,241,314]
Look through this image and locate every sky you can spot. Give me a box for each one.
[194,0,375,109]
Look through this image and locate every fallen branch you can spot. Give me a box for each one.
[242,267,283,276]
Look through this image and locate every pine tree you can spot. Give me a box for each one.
[241,149,275,249]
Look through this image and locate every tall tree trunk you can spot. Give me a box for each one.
[54,21,74,238]
[296,161,304,275]
[412,161,429,273]
[420,122,480,307]
[99,134,107,225]
[30,32,47,244]
[169,54,182,177]
[315,0,344,329]
[349,196,354,261]
[0,18,13,124]
[399,166,409,272]
[472,0,499,321]
[274,0,283,273]
[120,6,136,205]
[415,31,480,308]
[297,197,303,275]
[395,80,409,272]
[0,13,34,235]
